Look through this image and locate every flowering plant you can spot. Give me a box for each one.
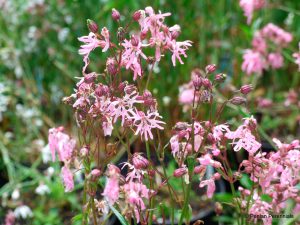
[46,6,300,225]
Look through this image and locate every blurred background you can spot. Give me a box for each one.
[0,0,299,224]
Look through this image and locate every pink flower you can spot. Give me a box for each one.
[78,32,102,72]
[110,87,142,126]
[242,50,266,75]
[48,127,76,162]
[122,162,146,182]
[249,194,272,225]
[226,117,261,154]
[102,117,113,136]
[130,110,165,141]
[168,40,192,66]
[268,52,283,69]
[101,27,110,52]
[199,178,216,198]
[261,23,293,46]
[102,164,120,205]
[123,181,150,223]
[239,0,265,24]
[4,211,15,225]
[121,36,147,74]
[61,166,74,192]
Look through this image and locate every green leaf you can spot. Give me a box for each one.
[71,214,83,223]
[240,174,253,189]
[109,205,129,225]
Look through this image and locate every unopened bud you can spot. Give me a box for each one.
[106,58,117,76]
[230,96,247,105]
[131,35,139,47]
[132,10,142,21]
[193,76,202,90]
[205,64,217,74]
[194,165,206,174]
[173,167,188,177]
[87,19,98,33]
[80,146,89,157]
[240,85,253,95]
[90,169,101,181]
[132,153,149,169]
[214,73,227,83]
[111,8,120,21]
[95,84,109,97]
[202,78,212,89]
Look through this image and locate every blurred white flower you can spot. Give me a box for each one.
[14,205,33,219]
[162,96,171,106]
[58,28,70,42]
[11,189,20,200]
[35,183,50,195]
[41,144,52,164]
[46,167,55,177]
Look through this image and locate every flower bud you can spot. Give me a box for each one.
[80,146,89,157]
[202,78,212,89]
[118,81,127,92]
[90,169,101,181]
[84,73,97,84]
[194,165,206,174]
[106,58,117,76]
[132,10,142,21]
[95,84,109,97]
[87,19,98,33]
[130,35,139,47]
[213,172,221,180]
[132,153,149,169]
[173,167,188,177]
[111,8,120,21]
[192,76,202,90]
[240,85,253,95]
[214,73,227,83]
[205,64,217,74]
[107,164,120,177]
[230,96,247,105]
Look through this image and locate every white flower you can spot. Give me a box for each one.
[35,184,50,195]
[11,189,20,200]
[41,144,52,164]
[14,205,33,219]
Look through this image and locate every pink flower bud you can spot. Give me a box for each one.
[214,73,227,83]
[240,85,253,95]
[132,153,149,169]
[130,35,139,47]
[84,73,97,84]
[87,19,98,33]
[106,58,117,76]
[202,78,212,89]
[173,167,188,177]
[230,96,247,105]
[194,165,206,174]
[90,169,101,181]
[108,164,120,177]
[205,64,217,74]
[111,8,120,21]
[192,76,202,90]
[95,84,109,97]
[80,146,89,157]
[132,10,142,21]
[213,172,221,180]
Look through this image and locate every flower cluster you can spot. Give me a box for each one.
[239,0,265,24]
[48,127,76,192]
[242,23,292,75]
